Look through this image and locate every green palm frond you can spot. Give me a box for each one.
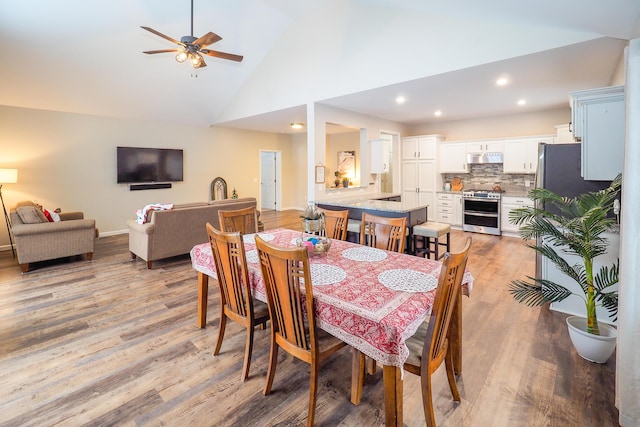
[509,277,574,306]
[508,174,621,330]
[594,262,619,320]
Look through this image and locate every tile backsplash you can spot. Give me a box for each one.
[443,163,533,192]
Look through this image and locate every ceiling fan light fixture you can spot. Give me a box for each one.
[190,53,203,67]
[175,51,188,63]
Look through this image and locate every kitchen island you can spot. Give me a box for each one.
[315,194,428,251]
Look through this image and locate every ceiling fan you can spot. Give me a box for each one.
[141,0,243,69]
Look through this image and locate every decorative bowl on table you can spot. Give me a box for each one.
[296,235,332,255]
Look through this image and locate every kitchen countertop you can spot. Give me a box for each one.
[315,197,427,213]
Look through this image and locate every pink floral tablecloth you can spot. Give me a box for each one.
[190,228,474,368]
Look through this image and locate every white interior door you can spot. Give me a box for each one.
[260,151,278,211]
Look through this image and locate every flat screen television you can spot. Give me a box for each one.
[117,146,184,184]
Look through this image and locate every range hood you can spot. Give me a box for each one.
[467,152,503,164]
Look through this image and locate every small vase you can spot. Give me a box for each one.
[342,181,349,188]
[302,219,324,234]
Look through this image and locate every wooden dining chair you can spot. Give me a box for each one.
[355,237,472,426]
[255,236,348,427]
[317,208,349,240]
[206,223,270,382]
[360,212,407,253]
[218,205,259,235]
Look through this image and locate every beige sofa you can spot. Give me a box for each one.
[127,197,258,269]
[10,202,96,273]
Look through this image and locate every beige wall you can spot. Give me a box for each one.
[406,107,570,141]
[0,105,296,248]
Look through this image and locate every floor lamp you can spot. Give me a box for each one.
[0,169,18,258]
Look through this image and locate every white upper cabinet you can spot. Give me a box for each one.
[370,138,390,174]
[466,140,504,153]
[503,137,551,174]
[439,142,467,173]
[402,135,441,160]
[570,85,624,180]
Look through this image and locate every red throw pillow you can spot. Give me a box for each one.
[43,209,54,222]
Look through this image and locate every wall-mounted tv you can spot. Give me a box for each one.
[117,146,184,184]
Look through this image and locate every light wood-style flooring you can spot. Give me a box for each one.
[0,210,618,426]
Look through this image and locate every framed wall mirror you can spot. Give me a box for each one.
[210,177,228,200]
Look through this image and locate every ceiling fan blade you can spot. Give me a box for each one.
[143,49,180,54]
[140,26,180,45]
[200,49,243,62]
[194,32,222,47]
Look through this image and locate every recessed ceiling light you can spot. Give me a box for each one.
[434,110,442,117]
[290,122,304,129]
[396,96,406,104]
[496,77,509,86]
[517,99,526,106]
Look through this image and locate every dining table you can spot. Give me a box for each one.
[190,228,474,427]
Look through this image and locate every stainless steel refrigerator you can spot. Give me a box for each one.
[534,143,612,277]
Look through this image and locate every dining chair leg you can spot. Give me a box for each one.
[420,372,437,427]
[445,348,461,402]
[308,362,320,427]
[351,349,366,405]
[241,324,255,382]
[263,340,279,395]
[213,313,227,356]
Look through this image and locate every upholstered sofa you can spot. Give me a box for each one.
[10,202,96,273]
[127,197,259,269]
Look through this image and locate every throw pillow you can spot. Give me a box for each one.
[44,208,61,222]
[16,206,48,224]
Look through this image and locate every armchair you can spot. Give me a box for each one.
[10,201,96,272]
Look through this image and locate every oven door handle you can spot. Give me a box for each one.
[464,211,499,217]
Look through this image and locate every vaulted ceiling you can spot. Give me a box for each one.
[1,1,639,133]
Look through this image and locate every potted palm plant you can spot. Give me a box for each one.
[509,174,621,363]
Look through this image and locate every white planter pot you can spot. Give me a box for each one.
[566,316,617,363]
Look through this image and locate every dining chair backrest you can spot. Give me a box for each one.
[422,237,471,372]
[255,235,347,426]
[317,208,349,241]
[255,236,317,353]
[218,206,259,235]
[360,212,407,253]
[206,223,253,319]
[404,237,471,426]
[206,222,270,381]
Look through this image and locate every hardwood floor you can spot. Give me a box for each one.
[0,210,618,426]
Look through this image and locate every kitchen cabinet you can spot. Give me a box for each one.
[370,138,390,174]
[570,85,624,180]
[466,140,504,153]
[401,135,441,160]
[436,192,462,227]
[503,137,551,174]
[501,196,533,236]
[439,142,467,173]
[402,158,436,220]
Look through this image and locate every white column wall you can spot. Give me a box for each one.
[616,38,640,427]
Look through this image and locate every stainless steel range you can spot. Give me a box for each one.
[462,190,502,235]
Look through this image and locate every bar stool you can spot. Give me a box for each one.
[412,221,451,259]
[346,219,361,243]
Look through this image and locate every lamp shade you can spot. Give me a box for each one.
[0,169,18,184]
